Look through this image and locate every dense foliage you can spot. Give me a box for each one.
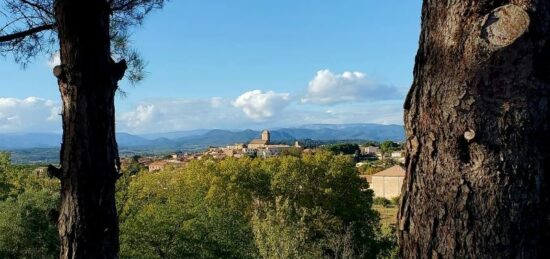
[0,153,60,258]
[325,144,361,155]
[0,151,395,258]
[379,141,400,155]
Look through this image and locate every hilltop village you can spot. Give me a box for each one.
[120,129,406,199]
[132,130,302,172]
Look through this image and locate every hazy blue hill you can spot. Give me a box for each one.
[139,129,210,140]
[0,133,156,149]
[176,129,261,147]
[0,123,405,152]
[8,148,59,164]
[0,133,61,149]
[276,128,336,140]
[174,129,297,147]
[268,130,296,141]
[277,124,404,141]
[115,133,152,147]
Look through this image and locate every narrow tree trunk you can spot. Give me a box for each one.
[51,1,126,258]
[399,1,550,258]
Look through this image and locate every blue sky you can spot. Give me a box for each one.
[0,1,421,134]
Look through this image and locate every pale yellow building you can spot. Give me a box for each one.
[370,165,406,199]
[248,130,271,149]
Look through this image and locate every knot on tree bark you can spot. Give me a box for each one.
[464,129,476,142]
[47,164,62,179]
[111,59,127,82]
[481,4,530,48]
[53,65,66,82]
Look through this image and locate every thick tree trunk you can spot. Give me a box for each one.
[51,1,126,258]
[399,1,550,258]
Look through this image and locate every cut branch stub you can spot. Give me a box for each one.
[112,59,127,82]
[53,65,66,82]
[464,129,476,142]
[481,4,530,47]
[47,164,61,179]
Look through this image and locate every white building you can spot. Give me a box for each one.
[242,130,292,158]
[361,146,379,156]
[369,165,406,199]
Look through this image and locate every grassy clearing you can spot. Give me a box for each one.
[374,205,398,227]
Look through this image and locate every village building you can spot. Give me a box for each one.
[391,150,404,158]
[360,146,380,156]
[33,167,48,177]
[258,144,293,158]
[170,152,188,160]
[223,149,237,157]
[360,174,373,184]
[248,130,271,149]
[148,160,184,172]
[138,157,154,166]
[227,143,246,150]
[368,165,406,199]
[220,129,300,158]
[391,150,405,163]
[245,129,293,156]
[148,161,167,172]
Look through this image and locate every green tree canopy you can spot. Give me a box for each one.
[118,151,392,258]
[326,143,361,155]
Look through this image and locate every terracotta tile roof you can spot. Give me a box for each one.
[249,139,268,145]
[373,165,406,177]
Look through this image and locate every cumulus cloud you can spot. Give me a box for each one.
[232,90,291,120]
[301,69,402,105]
[0,95,404,134]
[118,98,246,133]
[1,69,406,134]
[118,98,403,134]
[120,104,155,128]
[0,97,61,133]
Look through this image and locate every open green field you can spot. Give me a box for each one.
[374,205,398,227]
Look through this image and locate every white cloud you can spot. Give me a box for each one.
[301,69,402,105]
[117,98,403,134]
[0,97,61,133]
[232,90,291,120]
[210,97,224,108]
[118,98,246,133]
[0,96,404,134]
[1,68,406,134]
[120,104,155,128]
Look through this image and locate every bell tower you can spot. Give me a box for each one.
[261,130,271,143]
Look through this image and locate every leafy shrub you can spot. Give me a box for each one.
[326,143,360,155]
[373,197,392,208]
[391,196,401,206]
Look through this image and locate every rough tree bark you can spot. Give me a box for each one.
[398,1,550,258]
[49,1,126,258]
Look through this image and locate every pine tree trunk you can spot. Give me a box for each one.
[399,1,550,258]
[51,1,126,258]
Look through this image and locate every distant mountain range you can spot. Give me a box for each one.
[0,123,405,150]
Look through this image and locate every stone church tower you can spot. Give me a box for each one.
[261,130,270,143]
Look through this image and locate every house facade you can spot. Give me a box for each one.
[369,165,406,199]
